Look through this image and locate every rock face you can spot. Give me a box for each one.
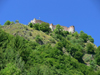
[29,18,75,33]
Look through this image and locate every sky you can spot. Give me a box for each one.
[0,0,100,47]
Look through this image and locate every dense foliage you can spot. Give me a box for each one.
[4,20,15,25]
[29,22,51,34]
[0,22,99,75]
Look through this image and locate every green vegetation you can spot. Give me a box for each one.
[15,20,19,23]
[29,22,51,34]
[0,20,100,75]
[4,20,15,25]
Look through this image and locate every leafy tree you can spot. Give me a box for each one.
[0,63,21,75]
[39,22,51,32]
[15,20,19,23]
[10,21,15,25]
[79,31,88,42]
[55,42,63,50]
[95,46,100,66]
[33,23,40,30]
[62,31,69,36]
[4,20,11,25]
[90,60,97,70]
[86,43,95,54]
[88,35,94,43]
[54,24,63,35]
[29,23,34,28]
[72,31,79,39]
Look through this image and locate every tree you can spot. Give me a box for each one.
[10,21,15,25]
[88,35,94,43]
[0,63,21,75]
[62,31,69,36]
[15,20,19,23]
[95,46,100,66]
[55,42,63,50]
[39,22,51,32]
[86,43,95,54]
[4,20,11,25]
[54,24,63,35]
[29,23,34,28]
[79,31,88,42]
[33,23,40,30]
[72,31,79,39]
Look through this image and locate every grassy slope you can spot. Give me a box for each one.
[2,24,56,45]
[1,24,98,67]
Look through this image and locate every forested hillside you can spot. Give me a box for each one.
[0,20,100,75]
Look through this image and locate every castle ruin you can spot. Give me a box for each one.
[29,18,75,33]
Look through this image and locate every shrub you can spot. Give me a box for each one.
[72,31,79,39]
[54,24,63,35]
[88,35,94,43]
[29,23,33,28]
[79,31,88,42]
[4,20,11,25]
[35,35,43,45]
[33,23,40,30]
[49,38,55,43]
[39,22,51,32]
[86,43,95,54]
[29,32,32,36]
[15,20,19,23]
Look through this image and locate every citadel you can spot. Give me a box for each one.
[29,18,75,33]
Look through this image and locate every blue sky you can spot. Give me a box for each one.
[0,0,100,47]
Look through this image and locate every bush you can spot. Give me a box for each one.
[15,20,19,23]
[79,31,88,42]
[29,23,33,28]
[49,38,56,43]
[33,23,40,30]
[72,31,79,39]
[86,43,95,54]
[39,22,51,32]
[88,35,94,43]
[35,35,43,45]
[54,24,63,35]
[4,20,11,25]
[95,46,100,66]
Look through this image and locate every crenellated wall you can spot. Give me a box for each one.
[29,18,75,33]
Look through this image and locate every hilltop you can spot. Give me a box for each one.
[0,20,100,75]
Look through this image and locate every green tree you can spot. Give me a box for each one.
[29,23,33,28]
[54,24,63,35]
[33,23,40,30]
[39,22,51,32]
[79,31,88,42]
[10,21,15,25]
[88,35,94,43]
[4,20,11,25]
[55,42,63,50]
[0,63,21,75]
[62,31,69,36]
[86,43,95,54]
[15,20,19,23]
[72,31,79,39]
[95,46,100,66]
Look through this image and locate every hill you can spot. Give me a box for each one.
[2,24,56,45]
[0,22,100,75]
